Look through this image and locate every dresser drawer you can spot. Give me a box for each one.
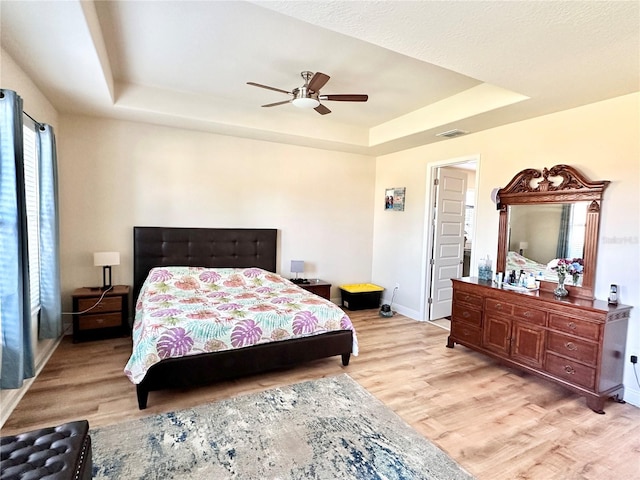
[77,296,121,313]
[451,322,482,347]
[485,298,514,316]
[452,303,482,327]
[548,314,600,341]
[545,352,596,390]
[78,312,122,330]
[513,306,546,326]
[453,290,483,308]
[547,332,598,366]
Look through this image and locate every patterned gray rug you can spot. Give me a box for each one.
[91,375,474,479]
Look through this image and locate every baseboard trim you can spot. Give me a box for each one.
[623,385,640,408]
[0,335,63,428]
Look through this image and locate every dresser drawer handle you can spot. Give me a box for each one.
[567,321,577,330]
[564,365,575,375]
[495,303,502,310]
[523,311,532,317]
[565,342,577,351]
[464,295,470,301]
[462,311,471,318]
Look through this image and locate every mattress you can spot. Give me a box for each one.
[124,266,358,384]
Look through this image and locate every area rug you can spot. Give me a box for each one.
[91,374,474,479]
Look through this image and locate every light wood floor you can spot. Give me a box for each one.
[3,310,640,479]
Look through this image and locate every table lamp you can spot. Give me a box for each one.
[291,260,304,283]
[519,241,529,256]
[94,251,120,290]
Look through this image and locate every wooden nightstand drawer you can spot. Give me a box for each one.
[78,312,123,330]
[72,285,130,342]
[77,296,121,313]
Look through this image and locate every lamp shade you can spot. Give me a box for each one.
[290,260,304,274]
[292,97,320,109]
[94,251,120,267]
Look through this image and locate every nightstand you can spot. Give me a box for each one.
[72,285,130,342]
[298,279,331,300]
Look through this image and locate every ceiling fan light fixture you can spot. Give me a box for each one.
[292,97,320,109]
[248,71,367,115]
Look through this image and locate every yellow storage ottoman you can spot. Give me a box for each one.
[339,283,384,310]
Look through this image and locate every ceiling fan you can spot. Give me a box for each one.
[247,71,368,115]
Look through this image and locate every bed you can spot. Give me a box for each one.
[506,251,580,285]
[126,227,356,409]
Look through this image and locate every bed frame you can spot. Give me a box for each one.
[132,226,353,409]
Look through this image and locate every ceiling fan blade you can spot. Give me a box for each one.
[247,82,291,95]
[314,104,331,115]
[320,94,368,102]
[308,72,330,92]
[262,100,292,108]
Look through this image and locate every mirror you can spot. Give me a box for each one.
[507,202,589,287]
[496,165,609,300]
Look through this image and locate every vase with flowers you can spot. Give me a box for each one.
[546,258,584,297]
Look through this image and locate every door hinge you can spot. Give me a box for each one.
[427,297,433,304]
[434,178,439,186]
[430,258,435,265]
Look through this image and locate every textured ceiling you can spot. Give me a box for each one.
[1,0,638,155]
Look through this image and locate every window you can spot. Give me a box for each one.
[23,114,41,313]
[567,202,587,260]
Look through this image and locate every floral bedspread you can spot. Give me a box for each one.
[124,267,358,384]
[507,251,573,283]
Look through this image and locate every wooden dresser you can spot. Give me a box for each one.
[448,277,631,413]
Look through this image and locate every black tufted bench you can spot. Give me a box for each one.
[0,420,92,480]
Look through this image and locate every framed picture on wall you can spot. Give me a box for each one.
[385,187,405,211]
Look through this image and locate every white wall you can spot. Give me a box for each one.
[372,92,640,405]
[57,115,377,312]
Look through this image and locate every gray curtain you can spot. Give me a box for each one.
[556,204,571,259]
[0,89,34,388]
[37,124,61,339]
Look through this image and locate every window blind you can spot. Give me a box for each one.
[23,114,41,313]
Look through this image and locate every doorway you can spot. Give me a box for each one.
[423,156,478,322]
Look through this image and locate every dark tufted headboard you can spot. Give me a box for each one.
[133,227,278,300]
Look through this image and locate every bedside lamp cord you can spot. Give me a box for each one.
[61,286,114,315]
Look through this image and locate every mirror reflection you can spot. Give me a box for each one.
[505,202,589,286]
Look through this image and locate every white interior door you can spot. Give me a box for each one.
[429,167,467,320]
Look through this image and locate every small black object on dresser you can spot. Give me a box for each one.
[72,285,130,342]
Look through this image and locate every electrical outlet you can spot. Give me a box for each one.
[395,283,400,290]
[631,355,638,364]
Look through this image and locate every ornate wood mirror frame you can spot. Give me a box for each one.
[496,164,609,300]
